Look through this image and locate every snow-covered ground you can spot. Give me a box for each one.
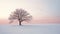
[0,24,60,34]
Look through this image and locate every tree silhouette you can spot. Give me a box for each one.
[9,8,32,25]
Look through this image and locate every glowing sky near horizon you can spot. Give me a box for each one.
[0,0,60,24]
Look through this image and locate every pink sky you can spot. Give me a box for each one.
[0,0,60,25]
[0,16,60,25]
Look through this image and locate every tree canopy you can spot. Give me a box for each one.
[9,8,32,25]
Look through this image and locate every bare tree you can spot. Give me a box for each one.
[8,8,32,25]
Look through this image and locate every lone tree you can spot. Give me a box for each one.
[8,8,32,25]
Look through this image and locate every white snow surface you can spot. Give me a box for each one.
[0,24,60,34]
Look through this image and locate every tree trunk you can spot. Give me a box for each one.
[19,20,21,25]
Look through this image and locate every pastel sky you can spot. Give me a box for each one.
[0,0,60,25]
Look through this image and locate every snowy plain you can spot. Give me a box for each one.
[0,24,60,34]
